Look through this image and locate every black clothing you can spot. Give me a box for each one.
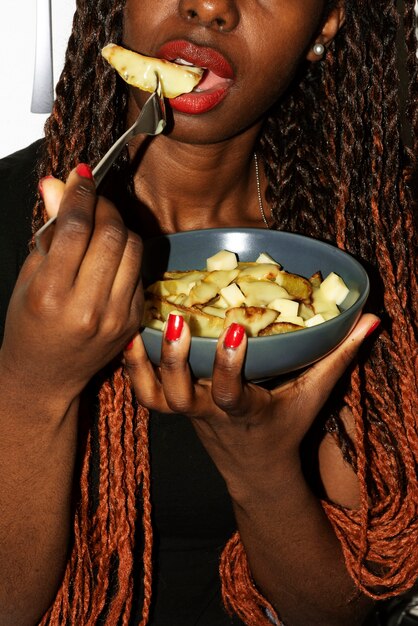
[0,140,40,338]
[0,142,243,626]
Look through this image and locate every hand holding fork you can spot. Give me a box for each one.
[35,75,166,255]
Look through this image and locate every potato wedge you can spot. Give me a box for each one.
[299,302,315,321]
[220,283,246,307]
[319,272,350,305]
[258,321,305,336]
[182,281,220,307]
[305,314,326,327]
[163,269,208,280]
[101,44,203,98]
[256,252,281,267]
[165,294,188,305]
[201,305,227,318]
[312,289,341,317]
[144,294,224,338]
[204,269,240,289]
[268,298,299,316]
[309,271,323,289]
[237,277,291,305]
[146,271,206,297]
[145,318,165,331]
[275,271,312,302]
[276,314,305,325]
[224,307,278,337]
[237,263,280,281]
[207,250,238,271]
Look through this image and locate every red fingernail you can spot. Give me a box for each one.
[76,163,93,180]
[224,323,245,349]
[365,319,381,338]
[165,314,184,342]
[38,175,54,198]
[125,340,135,351]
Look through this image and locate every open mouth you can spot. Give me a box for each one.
[173,58,232,93]
[193,69,233,93]
[157,41,235,113]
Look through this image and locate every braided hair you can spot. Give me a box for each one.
[35,1,418,624]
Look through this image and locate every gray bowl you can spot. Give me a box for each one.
[141,228,369,380]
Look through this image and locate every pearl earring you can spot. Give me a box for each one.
[313,43,325,57]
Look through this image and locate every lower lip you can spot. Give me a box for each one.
[169,86,230,115]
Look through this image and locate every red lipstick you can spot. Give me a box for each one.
[157,40,234,114]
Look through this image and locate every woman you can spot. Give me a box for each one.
[0,0,416,625]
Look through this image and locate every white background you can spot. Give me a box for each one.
[0,0,75,159]
[0,2,416,160]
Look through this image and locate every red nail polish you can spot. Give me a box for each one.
[165,314,184,342]
[124,340,135,351]
[224,323,245,349]
[38,175,54,197]
[76,163,93,180]
[365,320,381,338]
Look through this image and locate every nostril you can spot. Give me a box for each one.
[185,11,225,29]
[179,0,239,32]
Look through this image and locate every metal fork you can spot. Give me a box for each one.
[35,74,166,255]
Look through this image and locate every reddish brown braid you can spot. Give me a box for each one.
[36,1,152,624]
[222,2,418,623]
[33,0,417,624]
[33,0,131,231]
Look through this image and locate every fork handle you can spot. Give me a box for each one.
[92,124,135,186]
[34,125,135,255]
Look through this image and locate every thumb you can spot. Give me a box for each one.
[39,176,66,220]
[296,313,380,411]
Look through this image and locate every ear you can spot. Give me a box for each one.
[306,4,346,62]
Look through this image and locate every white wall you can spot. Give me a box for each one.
[0,0,75,159]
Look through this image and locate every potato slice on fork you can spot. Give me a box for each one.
[101,44,204,98]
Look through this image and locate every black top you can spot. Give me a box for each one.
[0,142,243,626]
[0,141,39,336]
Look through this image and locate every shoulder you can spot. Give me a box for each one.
[0,139,44,228]
[0,139,44,244]
[0,139,44,170]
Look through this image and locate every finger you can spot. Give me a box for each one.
[13,246,45,283]
[158,314,199,414]
[44,164,97,285]
[125,279,145,341]
[211,324,265,418]
[109,230,143,313]
[123,333,171,412]
[17,176,76,277]
[74,196,129,307]
[39,176,65,220]
[280,314,381,414]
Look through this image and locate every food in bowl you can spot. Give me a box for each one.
[101,44,203,98]
[140,229,370,380]
[142,248,352,338]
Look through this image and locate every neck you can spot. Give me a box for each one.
[126,133,271,237]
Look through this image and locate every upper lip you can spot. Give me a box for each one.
[157,40,235,80]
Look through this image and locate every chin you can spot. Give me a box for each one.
[163,109,261,146]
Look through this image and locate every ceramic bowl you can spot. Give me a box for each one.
[141,228,369,380]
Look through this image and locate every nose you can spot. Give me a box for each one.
[179,0,239,32]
